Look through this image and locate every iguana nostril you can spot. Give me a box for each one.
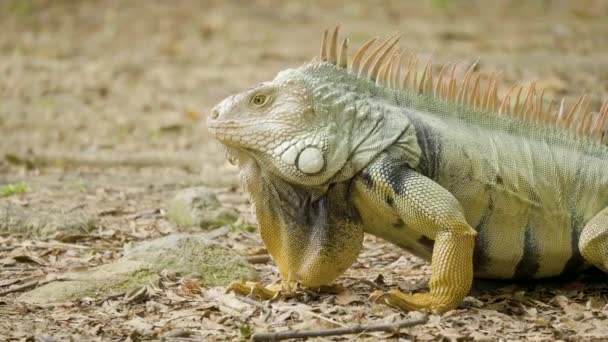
[210,109,219,119]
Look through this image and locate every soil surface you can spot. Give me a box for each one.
[1,0,608,340]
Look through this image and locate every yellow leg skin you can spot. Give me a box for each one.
[371,228,475,314]
[580,207,608,273]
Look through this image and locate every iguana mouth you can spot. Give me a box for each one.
[222,147,238,166]
[222,138,326,175]
[206,120,250,146]
[221,145,250,167]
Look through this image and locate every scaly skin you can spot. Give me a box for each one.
[207,28,608,314]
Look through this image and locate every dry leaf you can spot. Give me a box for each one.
[335,290,362,306]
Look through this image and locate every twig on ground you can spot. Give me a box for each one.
[0,275,66,297]
[29,241,92,250]
[250,313,428,341]
[237,295,273,322]
[5,151,201,170]
[0,280,41,296]
[245,255,271,264]
[352,278,387,291]
[94,292,126,305]
[299,310,348,328]
[160,313,204,325]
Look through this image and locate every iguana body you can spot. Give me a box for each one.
[207,27,608,313]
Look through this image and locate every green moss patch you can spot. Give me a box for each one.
[0,182,28,197]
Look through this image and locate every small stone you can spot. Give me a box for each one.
[461,296,484,308]
[162,329,191,338]
[166,187,239,230]
[571,312,584,321]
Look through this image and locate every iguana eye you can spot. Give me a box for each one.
[250,94,269,107]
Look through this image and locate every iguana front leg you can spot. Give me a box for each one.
[370,228,475,313]
[357,161,477,314]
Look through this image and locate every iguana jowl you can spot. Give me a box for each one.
[207,26,608,314]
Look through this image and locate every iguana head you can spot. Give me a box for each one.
[207,70,333,186]
[207,27,410,187]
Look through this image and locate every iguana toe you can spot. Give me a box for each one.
[226,281,280,301]
[370,289,453,315]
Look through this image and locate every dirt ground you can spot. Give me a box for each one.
[1,0,608,340]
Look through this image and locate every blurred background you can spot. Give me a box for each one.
[1,0,607,182]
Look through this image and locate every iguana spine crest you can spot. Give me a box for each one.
[319,25,608,143]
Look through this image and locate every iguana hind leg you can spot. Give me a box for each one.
[580,207,608,273]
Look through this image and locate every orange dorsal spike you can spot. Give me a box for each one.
[317,26,607,144]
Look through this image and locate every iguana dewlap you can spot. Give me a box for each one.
[207,26,608,314]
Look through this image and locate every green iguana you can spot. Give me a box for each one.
[206,26,608,314]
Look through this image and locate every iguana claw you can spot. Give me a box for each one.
[370,289,452,314]
[226,281,281,300]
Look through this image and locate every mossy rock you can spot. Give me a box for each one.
[0,203,96,240]
[18,234,258,305]
[18,260,155,305]
[123,233,258,286]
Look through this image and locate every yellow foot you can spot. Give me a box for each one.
[227,281,345,302]
[370,289,455,314]
[226,281,281,301]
